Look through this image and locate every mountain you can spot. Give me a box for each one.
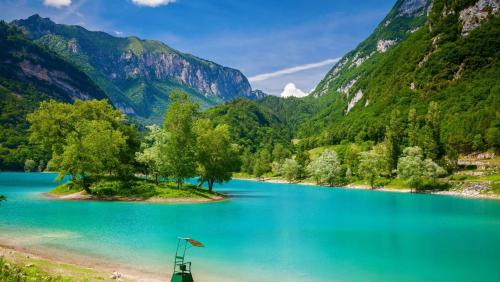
[209,0,499,155]
[0,22,108,170]
[297,0,499,151]
[12,15,262,123]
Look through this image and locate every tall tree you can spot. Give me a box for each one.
[240,148,254,175]
[384,109,403,172]
[281,158,300,183]
[423,102,443,159]
[357,149,387,189]
[194,119,239,192]
[397,146,425,192]
[253,148,272,177]
[163,91,199,188]
[407,108,419,147]
[294,146,310,179]
[135,125,170,183]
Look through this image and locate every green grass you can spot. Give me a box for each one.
[478,173,500,182]
[384,178,411,189]
[49,183,83,195]
[50,177,222,200]
[490,183,500,195]
[0,256,69,282]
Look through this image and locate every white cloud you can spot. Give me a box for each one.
[114,30,124,36]
[132,0,175,7]
[43,0,71,8]
[248,58,340,82]
[280,83,308,98]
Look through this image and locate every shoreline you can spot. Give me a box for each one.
[44,191,228,203]
[0,238,234,282]
[0,242,165,282]
[233,177,500,200]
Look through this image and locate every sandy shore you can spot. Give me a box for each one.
[0,239,238,282]
[0,242,165,282]
[234,177,500,200]
[44,191,227,203]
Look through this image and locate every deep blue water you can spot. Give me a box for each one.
[0,172,499,281]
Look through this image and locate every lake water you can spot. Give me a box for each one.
[0,172,499,281]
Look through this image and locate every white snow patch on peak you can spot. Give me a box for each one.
[281,83,308,98]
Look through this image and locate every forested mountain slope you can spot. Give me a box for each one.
[207,0,499,157]
[13,15,262,123]
[0,22,107,170]
[299,0,499,152]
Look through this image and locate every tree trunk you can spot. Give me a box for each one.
[208,179,214,192]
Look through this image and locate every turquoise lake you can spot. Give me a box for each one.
[0,172,500,281]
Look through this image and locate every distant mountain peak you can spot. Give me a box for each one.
[12,14,262,123]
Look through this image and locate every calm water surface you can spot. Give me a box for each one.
[0,172,499,281]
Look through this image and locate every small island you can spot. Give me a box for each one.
[46,177,226,203]
[26,92,238,202]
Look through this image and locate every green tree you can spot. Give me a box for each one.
[194,119,239,192]
[357,150,387,189]
[472,134,484,151]
[281,158,300,183]
[485,126,500,152]
[53,120,126,191]
[0,195,5,202]
[135,125,170,183]
[24,159,37,172]
[419,124,438,160]
[306,150,341,186]
[422,102,443,160]
[397,147,425,192]
[271,161,282,176]
[27,100,133,187]
[272,143,290,163]
[240,148,254,175]
[294,146,310,179]
[408,108,419,147]
[37,160,46,172]
[384,109,403,172]
[423,158,447,184]
[253,148,271,177]
[163,92,199,188]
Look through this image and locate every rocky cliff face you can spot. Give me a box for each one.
[13,15,260,123]
[111,47,253,100]
[0,22,106,103]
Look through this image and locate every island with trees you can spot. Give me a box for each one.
[27,92,238,202]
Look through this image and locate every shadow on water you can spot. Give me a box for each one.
[223,190,270,199]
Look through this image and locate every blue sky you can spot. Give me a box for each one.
[0,0,395,95]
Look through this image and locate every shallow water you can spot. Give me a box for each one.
[1,172,500,281]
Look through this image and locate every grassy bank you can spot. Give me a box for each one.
[49,177,224,202]
[1,255,69,282]
[0,251,111,282]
